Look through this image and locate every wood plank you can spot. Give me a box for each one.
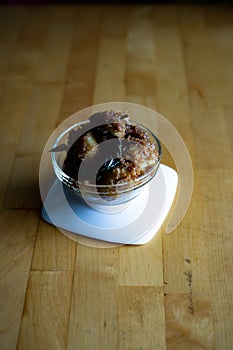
[204,23,233,348]
[16,83,63,155]
[163,227,194,294]
[4,83,63,209]
[165,293,215,350]
[199,170,233,350]
[152,8,195,175]
[207,15,233,156]
[0,210,38,350]
[36,7,75,83]
[153,4,177,25]
[204,5,233,26]
[117,286,166,350]
[163,167,233,293]
[177,6,232,170]
[125,6,157,104]
[162,173,209,296]
[152,8,194,159]
[17,270,73,350]
[6,6,52,82]
[0,6,27,82]
[67,245,119,350]
[223,104,233,156]
[119,231,163,286]
[57,6,102,123]
[93,7,128,104]
[164,169,233,348]
[0,81,32,208]
[32,219,76,272]
[92,35,126,104]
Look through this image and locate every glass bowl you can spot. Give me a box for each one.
[51,120,162,206]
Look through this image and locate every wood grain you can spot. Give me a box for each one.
[0,81,32,208]
[0,210,38,350]
[177,6,232,170]
[93,6,127,104]
[4,83,63,209]
[0,5,232,350]
[0,6,28,82]
[57,6,102,122]
[67,246,119,350]
[35,7,75,83]
[165,293,215,350]
[119,232,163,286]
[31,220,76,272]
[117,286,166,350]
[17,270,73,350]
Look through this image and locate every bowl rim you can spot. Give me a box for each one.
[51,119,162,191]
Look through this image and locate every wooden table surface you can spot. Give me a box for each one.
[0,4,233,350]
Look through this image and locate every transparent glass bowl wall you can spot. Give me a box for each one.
[51,120,162,206]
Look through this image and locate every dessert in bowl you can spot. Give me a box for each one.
[51,110,161,207]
